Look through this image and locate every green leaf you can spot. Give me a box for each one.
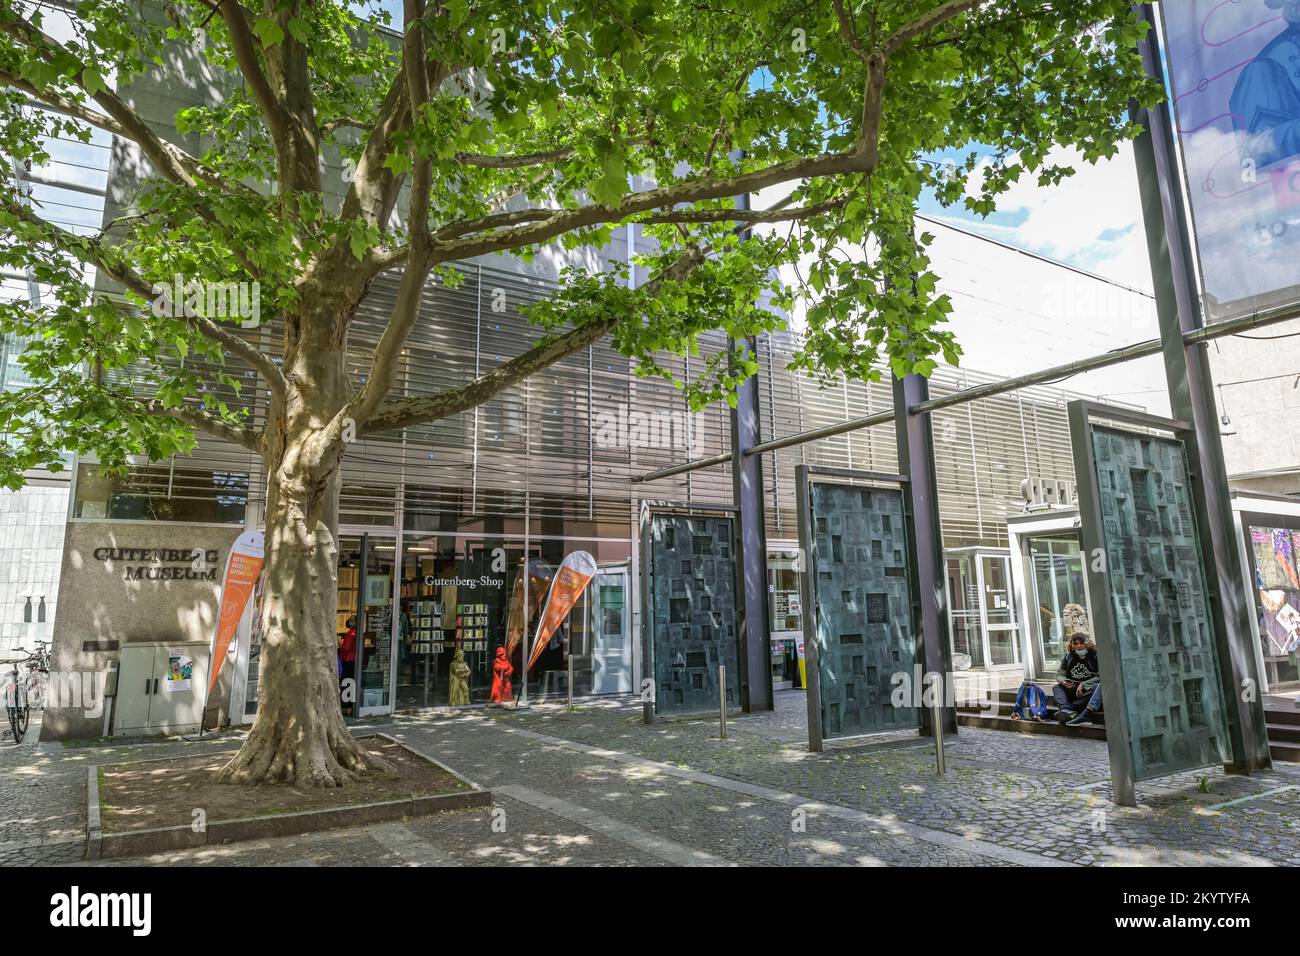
[81,69,106,98]
[253,18,285,48]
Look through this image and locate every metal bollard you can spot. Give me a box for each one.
[932,699,946,775]
[719,664,727,740]
[567,654,574,709]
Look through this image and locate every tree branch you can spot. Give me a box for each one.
[0,16,199,190]
[636,194,850,226]
[358,247,708,436]
[216,0,292,146]
[135,397,260,451]
[832,0,871,63]
[0,21,255,202]
[1,193,289,404]
[454,146,576,169]
[429,141,879,263]
[882,0,988,56]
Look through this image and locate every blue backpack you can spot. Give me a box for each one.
[1012,683,1047,720]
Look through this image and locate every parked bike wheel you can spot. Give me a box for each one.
[6,707,21,744]
[16,704,28,738]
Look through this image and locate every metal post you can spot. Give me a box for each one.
[892,374,958,738]
[730,335,773,714]
[795,464,824,752]
[567,652,574,709]
[1132,4,1271,773]
[719,664,727,739]
[355,533,368,720]
[932,697,946,775]
[639,505,655,724]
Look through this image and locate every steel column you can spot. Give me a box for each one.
[892,374,957,736]
[1132,4,1271,773]
[730,335,774,713]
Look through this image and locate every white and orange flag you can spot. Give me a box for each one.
[505,559,553,659]
[206,529,265,700]
[526,551,597,672]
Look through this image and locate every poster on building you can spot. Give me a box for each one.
[1249,525,1300,656]
[526,551,597,672]
[205,530,266,703]
[165,651,193,692]
[1161,1,1300,321]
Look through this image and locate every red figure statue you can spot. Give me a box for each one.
[489,645,514,703]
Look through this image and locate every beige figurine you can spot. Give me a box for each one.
[1062,603,1090,638]
[448,647,471,706]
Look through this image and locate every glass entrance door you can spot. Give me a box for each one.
[981,554,1019,666]
[1025,533,1090,678]
[590,565,631,694]
[946,550,1020,670]
[337,534,397,718]
[947,553,985,669]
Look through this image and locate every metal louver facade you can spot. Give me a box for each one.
[108,262,1130,551]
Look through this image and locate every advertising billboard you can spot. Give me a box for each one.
[1162,1,1300,321]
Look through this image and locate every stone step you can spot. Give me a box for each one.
[960,705,1300,762]
[957,712,1107,740]
[1271,741,1300,763]
[1265,704,1300,727]
[1265,722,1300,745]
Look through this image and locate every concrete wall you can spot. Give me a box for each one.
[41,521,242,740]
[1206,318,1300,494]
[0,481,69,655]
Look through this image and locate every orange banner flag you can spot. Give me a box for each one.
[206,529,265,701]
[527,551,597,672]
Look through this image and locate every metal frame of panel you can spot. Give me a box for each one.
[1132,3,1273,775]
[796,465,920,752]
[1069,399,1237,806]
[637,500,741,722]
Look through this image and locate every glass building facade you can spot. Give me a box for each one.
[61,254,1133,722]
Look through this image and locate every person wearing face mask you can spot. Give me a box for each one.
[1053,633,1102,725]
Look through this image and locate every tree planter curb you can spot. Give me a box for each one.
[86,734,490,860]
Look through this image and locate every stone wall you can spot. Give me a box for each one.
[41,521,243,740]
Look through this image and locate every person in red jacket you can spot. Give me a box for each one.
[338,617,358,713]
[489,645,513,704]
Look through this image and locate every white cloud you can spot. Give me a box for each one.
[958,143,1155,293]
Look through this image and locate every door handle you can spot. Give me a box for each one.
[145,678,151,695]
[153,678,159,695]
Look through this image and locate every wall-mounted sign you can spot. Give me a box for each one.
[1020,477,1076,508]
[423,574,504,589]
[92,548,222,582]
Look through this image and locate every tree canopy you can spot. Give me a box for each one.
[0,0,1163,485]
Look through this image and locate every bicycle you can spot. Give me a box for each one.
[21,640,49,711]
[3,661,29,744]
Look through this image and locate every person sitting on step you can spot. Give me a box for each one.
[1053,632,1102,726]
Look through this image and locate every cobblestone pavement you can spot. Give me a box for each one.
[3,693,1299,867]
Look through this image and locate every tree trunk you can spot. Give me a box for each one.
[215,279,392,787]
[214,478,387,786]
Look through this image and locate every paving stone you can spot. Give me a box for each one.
[2,693,1297,867]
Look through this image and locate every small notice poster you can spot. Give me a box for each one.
[165,651,193,692]
[1275,602,1300,655]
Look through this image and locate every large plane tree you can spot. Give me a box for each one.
[0,0,1159,786]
